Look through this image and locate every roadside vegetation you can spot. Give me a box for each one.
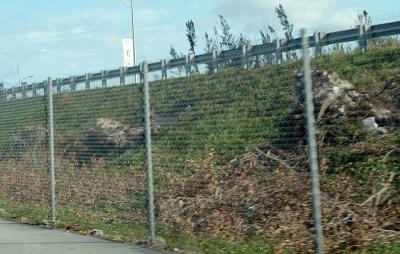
[0,38,399,254]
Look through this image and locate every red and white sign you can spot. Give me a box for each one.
[122,38,134,67]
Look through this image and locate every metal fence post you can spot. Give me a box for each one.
[142,61,156,244]
[301,29,324,254]
[47,77,57,225]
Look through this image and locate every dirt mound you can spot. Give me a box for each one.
[76,118,144,161]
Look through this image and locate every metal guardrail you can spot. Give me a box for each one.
[2,21,400,99]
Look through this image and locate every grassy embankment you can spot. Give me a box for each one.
[0,45,399,253]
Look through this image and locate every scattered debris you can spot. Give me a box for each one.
[89,229,104,238]
[362,117,388,134]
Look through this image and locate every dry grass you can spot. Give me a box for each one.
[0,150,398,253]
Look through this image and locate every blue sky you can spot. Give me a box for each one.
[0,0,399,87]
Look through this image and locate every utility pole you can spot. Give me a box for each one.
[18,63,21,87]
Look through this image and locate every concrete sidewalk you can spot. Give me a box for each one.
[0,219,163,254]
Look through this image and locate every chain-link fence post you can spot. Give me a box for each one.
[47,77,57,225]
[142,61,156,244]
[301,29,324,254]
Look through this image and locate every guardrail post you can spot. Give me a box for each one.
[314,32,323,57]
[301,29,325,254]
[70,76,76,92]
[22,84,27,98]
[12,87,16,100]
[212,49,219,74]
[0,89,5,101]
[241,44,249,69]
[120,67,126,86]
[102,70,107,87]
[56,78,62,93]
[47,77,57,225]
[32,83,37,97]
[142,61,156,244]
[359,24,368,52]
[161,59,168,80]
[275,39,283,64]
[85,73,91,89]
[185,54,192,76]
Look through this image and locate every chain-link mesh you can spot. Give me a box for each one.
[148,53,321,250]
[0,39,399,253]
[51,83,149,233]
[0,95,49,220]
[311,47,400,252]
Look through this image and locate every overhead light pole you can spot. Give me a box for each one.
[129,0,137,83]
[0,49,47,87]
[122,0,137,82]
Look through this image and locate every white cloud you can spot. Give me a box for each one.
[25,31,59,42]
[215,0,358,35]
[137,8,160,24]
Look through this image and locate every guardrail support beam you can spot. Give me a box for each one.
[120,67,126,86]
[161,60,168,80]
[85,73,91,89]
[102,70,107,87]
[70,76,76,92]
[275,39,283,64]
[359,24,368,52]
[314,32,323,56]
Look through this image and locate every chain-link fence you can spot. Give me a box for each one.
[0,30,399,254]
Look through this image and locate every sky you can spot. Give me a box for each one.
[0,0,400,87]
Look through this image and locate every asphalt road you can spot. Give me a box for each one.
[0,219,163,254]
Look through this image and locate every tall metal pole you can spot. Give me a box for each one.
[47,77,57,225]
[301,29,324,254]
[18,64,21,87]
[142,61,156,243]
[130,0,137,83]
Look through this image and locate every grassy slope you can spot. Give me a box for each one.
[0,46,399,253]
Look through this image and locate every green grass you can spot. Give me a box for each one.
[1,200,399,254]
[357,242,400,254]
[0,200,275,253]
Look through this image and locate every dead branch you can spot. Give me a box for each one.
[255,149,296,171]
